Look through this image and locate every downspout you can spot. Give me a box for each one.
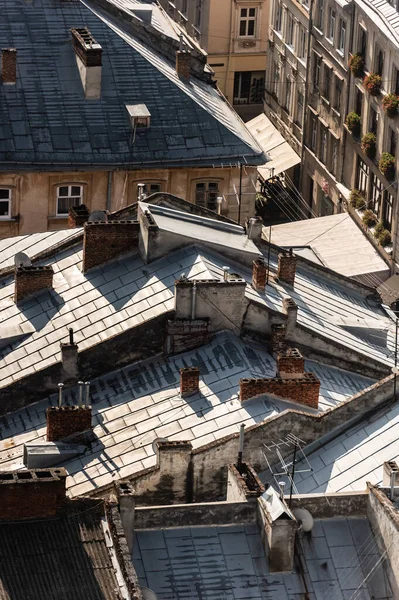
[106,170,113,212]
[224,1,235,97]
[191,281,197,320]
[300,0,315,211]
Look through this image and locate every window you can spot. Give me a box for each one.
[57,185,83,216]
[376,48,384,77]
[233,71,264,104]
[195,182,219,211]
[355,87,363,116]
[331,138,338,175]
[297,90,304,125]
[0,189,11,219]
[285,77,292,111]
[370,106,378,135]
[286,14,294,45]
[298,26,307,59]
[239,7,257,36]
[310,115,317,151]
[338,19,346,54]
[316,0,324,30]
[275,2,283,32]
[394,67,399,96]
[273,61,280,95]
[383,191,394,229]
[370,173,383,215]
[137,183,162,200]
[195,0,202,27]
[357,158,369,194]
[181,0,187,14]
[389,128,397,158]
[313,53,322,90]
[328,8,336,42]
[321,128,328,164]
[358,26,367,58]
[323,65,331,101]
[320,191,334,216]
[333,76,342,112]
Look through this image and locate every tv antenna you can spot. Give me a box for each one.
[262,433,313,507]
[14,252,32,268]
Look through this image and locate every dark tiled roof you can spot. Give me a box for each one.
[0,0,265,170]
[0,499,121,600]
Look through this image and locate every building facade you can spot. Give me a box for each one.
[160,0,269,120]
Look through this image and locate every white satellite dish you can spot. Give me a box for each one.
[293,508,314,532]
[14,252,32,268]
[141,588,158,600]
[88,210,108,223]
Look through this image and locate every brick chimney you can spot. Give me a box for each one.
[0,468,66,521]
[68,204,90,228]
[47,406,92,442]
[1,49,17,84]
[252,258,267,291]
[83,220,140,272]
[277,348,304,379]
[176,50,192,79]
[239,372,320,408]
[277,249,297,286]
[180,367,200,397]
[271,323,286,354]
[71,28,102,99]
[14,265,54,304]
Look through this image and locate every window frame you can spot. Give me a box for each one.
[296,90,304,125]
[338,18,346,55]
[0,188,12,220]
[137,182,163,200]
[327,7,336,42]
[333,76,342,113]
[315,0,324,30]
[274,1,283,33]
[322,65,331,102]
[357,158,369,195]
[56,184,84,217]
[286,13,294,46]
[238,6,257,37]
[194,181,221,211]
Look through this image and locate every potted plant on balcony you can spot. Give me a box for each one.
[345,112,361,136]
[363,73,382,96]
[362,209,378,227]
[349,189,366,210]
[379,152,395,179]
[349,53,365,77]
[382,93,399,117]
[361,132,377,159]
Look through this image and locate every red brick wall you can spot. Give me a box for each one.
[271,324,286,354]
[47,406,92,442]
[1,49,16,84]
[176,51,192,79]
[14,266,54,304]
[0,469,66,520]
[277,348,305,379]
[83,221,140,272]
[240,373,320,408]
[180,367,200,397]
[277,249,297,286]
[252,259,267,291]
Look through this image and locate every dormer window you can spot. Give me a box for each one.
[126,104,151,129]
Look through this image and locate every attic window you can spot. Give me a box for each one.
[126,104,151,129]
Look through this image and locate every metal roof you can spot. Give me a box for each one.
[0,331,372,497]
[0,0,265,170]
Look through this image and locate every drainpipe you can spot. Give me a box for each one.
[106,171,113,212]
[191,281,197,320]
[300,0,315,207]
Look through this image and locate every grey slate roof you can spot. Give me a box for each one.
[133,520,392,599]
[0,0,265,170]
[0,331,372,497]
[0,499,122,600]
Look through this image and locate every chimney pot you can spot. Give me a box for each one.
[2,48,17,84]
[180,367,200,397]
[176,50,192,79]
[277,249,297,286]
[14,265,54,304]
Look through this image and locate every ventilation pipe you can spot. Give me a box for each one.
[191,281,197,320]
[58,383,64,408]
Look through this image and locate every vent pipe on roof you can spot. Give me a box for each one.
[1,49,17,84]
[58,383,64,408]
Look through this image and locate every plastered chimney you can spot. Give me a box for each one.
[1,49,17,84]
[14,265,53,304]
[61,329,79,383]
[71,28,102,99]
[277,249,297,286]
[176,50,192,79]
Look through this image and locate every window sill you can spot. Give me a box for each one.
[331,107,341,117]
[0,217,18,222]
[321,96,330,106]
[313,26,324,36]
[326,37,334,46]
[48,215,69,221]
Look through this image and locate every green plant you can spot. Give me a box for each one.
[376,228,392,246]
[349,189,366,209]
[379,152,395,179]
[363,73,382,96]
[345,112,361,135]
[382,93,399,117]
[349,53,365,77]
[374,221,385,237]
[362,209,377,227]
[361,132,377,158]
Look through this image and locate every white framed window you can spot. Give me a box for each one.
[0,188,11,219]
[285,77,292,111]
[274,2,283,32]
[298,27,307,59]
[328,7,336,42]
[321,128,328,164]
[273,60,280,95]
[195,182,219,211]
[56,185,83,216]
[297,90,304,125]
[286,14,294,46]
[338,19,346,54]
[239,7,257,37]
[316,0,324,30]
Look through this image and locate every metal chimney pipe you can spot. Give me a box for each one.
[237,424,245,470]
[69,327,74,345]
[216,196,223,215]
[85,381,90,407]
[278,481,286,500]
[58,383,64,407]
[78,381,84,405]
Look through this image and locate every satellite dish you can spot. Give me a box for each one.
[141,588,158,600]
[293,508,314,532]
[14,252,32,268]
[152,437,168,455]
[88,210,108,223]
